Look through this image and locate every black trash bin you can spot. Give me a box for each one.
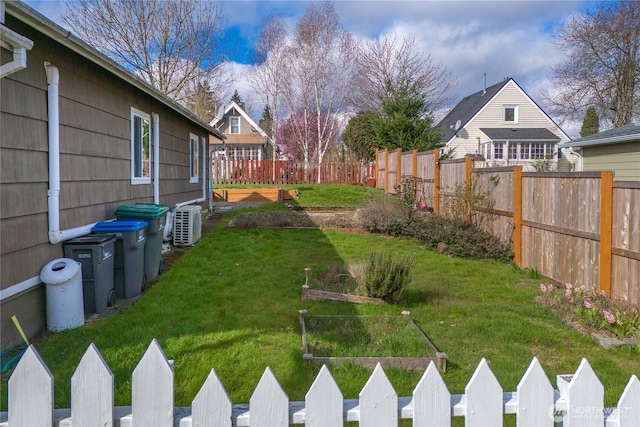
[115,203,169,283]
[92,220,147,299]
[63,234,116,314]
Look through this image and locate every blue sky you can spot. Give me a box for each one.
[24,0,588,135]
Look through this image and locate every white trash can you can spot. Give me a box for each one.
[40,258,85,332]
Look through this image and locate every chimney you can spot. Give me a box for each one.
[482,73,486,95]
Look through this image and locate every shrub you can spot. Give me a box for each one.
[357,197,408,233]
[363,251,414,302]
[361,199,513,262]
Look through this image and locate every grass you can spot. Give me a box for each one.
[219,183,386,207]
[3,187,640,412]
[305,315,432,357]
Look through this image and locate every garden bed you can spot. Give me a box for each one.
[299,310,446,373]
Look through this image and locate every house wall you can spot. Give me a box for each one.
[582,141,640,181]
[447,81,572,170]
[0,15,210,347]
[218,107,259,136]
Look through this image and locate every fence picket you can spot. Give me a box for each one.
[132,339,174,427]
[250,367,288,427]
[191,369,232,427]
[8,345,53,427]
[516,357,553,426]
[566,358,603,426]
[71,343,113,426]
[413,361,450,427]
[616,375,640,427]
[359,363,397,426]
[465,358,502,426]
[305,365,342,427]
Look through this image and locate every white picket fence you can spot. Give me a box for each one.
[1,339,639,426]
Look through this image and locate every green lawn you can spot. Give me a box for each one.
[4,186,639,410]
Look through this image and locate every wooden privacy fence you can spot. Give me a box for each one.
[3,340,640,426]
[212,158,374,185]
[375,148,640,304]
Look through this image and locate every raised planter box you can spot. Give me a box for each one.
[299,310,447,373]
[213,188,299,203]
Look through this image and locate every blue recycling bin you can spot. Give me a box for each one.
[92,220,147,299]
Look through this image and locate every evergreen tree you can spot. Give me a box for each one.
[258,105,274,138]
[580,106,600,137]
[230,89,246,111]
[371,83,440,151]
[341,110,378,162]
[184,80,218,123]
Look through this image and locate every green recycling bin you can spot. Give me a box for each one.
[115,203,169,283]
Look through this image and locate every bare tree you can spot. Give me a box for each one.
[542,2,640,128]
[352,34,457,115]
[248,16,288,156]
[63,0,228,104]
[283,1,356,180]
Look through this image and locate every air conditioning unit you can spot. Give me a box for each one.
[173,205,202,246]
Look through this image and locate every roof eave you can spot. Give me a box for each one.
[563,133,640,148]
[6,0,224,140]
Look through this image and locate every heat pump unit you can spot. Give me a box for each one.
[173,205,202,246]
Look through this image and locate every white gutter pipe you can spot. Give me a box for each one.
[568,147,583,172]
[46,63,96,244]
[153,113,160,204]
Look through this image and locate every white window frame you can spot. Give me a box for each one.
[229,116,240,134]
[131,107,151,185]
[189,133,199,183]
[503,105,519,124]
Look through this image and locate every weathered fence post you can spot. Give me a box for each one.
[599,171,613,296]
[513,166,523,265]
[465,156,473,222]
[384,148,389,194]
[396,147,402,189]
[433,149,440,215]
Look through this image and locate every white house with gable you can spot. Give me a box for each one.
[435,78,574,171]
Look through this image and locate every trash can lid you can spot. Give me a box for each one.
[92,220,148,232]
[63,233,116,245]
[115,204,169,219]
[40,258,80,284]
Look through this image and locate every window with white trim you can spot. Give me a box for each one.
[229,116,240,134]
[131,108,151,184]
[503,105,518,123]
[189,133,199,183]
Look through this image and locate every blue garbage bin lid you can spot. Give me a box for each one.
[92,220,148,233]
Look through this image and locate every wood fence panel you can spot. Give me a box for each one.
[359,364,397,426]
[191,369,232,427]
[400,151,413,179]
[387,151,398,194]
[413,362,450,427]
[516,358,553,427]
[132,339,174,427]
[305,365,342,427]
[71,344,113,427]
[250,368,289,427]
[465,358,502,427]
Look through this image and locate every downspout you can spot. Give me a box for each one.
[568,147,583,172]
[46,63,96,244]
[153,113,160,204]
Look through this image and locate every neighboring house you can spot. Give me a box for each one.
[0,0,224,347]
[562,123,640,181]
[209,101,276,161]
[435,77,573,171]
